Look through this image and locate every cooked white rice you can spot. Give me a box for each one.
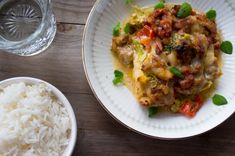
[0,82,71,156]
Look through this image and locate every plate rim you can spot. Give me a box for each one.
[82,0,235,139]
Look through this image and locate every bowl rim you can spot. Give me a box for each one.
[0,77,77,155]
[82,0,235,140]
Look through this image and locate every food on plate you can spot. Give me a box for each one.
[111,2,232,117]
[0,82,71,155]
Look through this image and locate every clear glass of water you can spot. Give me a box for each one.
[0,0,56,56]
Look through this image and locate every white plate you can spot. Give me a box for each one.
[83,0,235,139]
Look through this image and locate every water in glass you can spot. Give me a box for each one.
[0,0,56,56]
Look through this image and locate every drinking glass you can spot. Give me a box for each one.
[0,0,56,56]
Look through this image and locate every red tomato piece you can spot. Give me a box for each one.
[195,95,203,107]
[180,100,196,117]
[140,37,152,50]
[137,25,155,50]
[137,25,155,39]
[179,95,204,118]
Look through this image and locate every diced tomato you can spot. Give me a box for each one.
[137,25,155,39]
[139,37,152,50]
[180,100,196,117]
[195,95,203,108]
[179,95,204,118]
[137,25,155,50]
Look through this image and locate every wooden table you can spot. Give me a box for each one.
[0,0,235,155]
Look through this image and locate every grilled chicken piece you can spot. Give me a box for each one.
[112,35,134,65]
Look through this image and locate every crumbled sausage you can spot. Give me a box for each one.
[179,74,194,90]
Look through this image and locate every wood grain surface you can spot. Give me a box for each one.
[0,0,234,155]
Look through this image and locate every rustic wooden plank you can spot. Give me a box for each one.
[0,23,91,94]
[52,0,96,24]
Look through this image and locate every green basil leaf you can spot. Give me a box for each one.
[169,67,184,79]
[206,9,216,20]
[126,0,133,4]
[164,44,173,52]
[124,23,135,34]
[154,2,164,9]
[177,2,192,18]
[148,107,158,117]
[113,70,124,85]
[221,41,233,54]
[113,22,121,37]
[212,94,228,106]
[124,23,130,34]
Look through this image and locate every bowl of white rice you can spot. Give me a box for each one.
[0,77,77,156]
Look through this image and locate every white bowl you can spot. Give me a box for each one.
[83,0,235,139]
[0,77,77,155]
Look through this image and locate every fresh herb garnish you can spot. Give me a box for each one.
[221,41,233,54]
[154,2,164,9]
[164,44,174,52]
[212,94,228,106]
[148,107,158,117]
[124,23,135,34]
[206,9,216,20]
[169,67,184,79]
[113,22,121,37]
[124,23,131,34]
[126,0,134,5]
[177,2,192,18]
[113,70,124,85]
